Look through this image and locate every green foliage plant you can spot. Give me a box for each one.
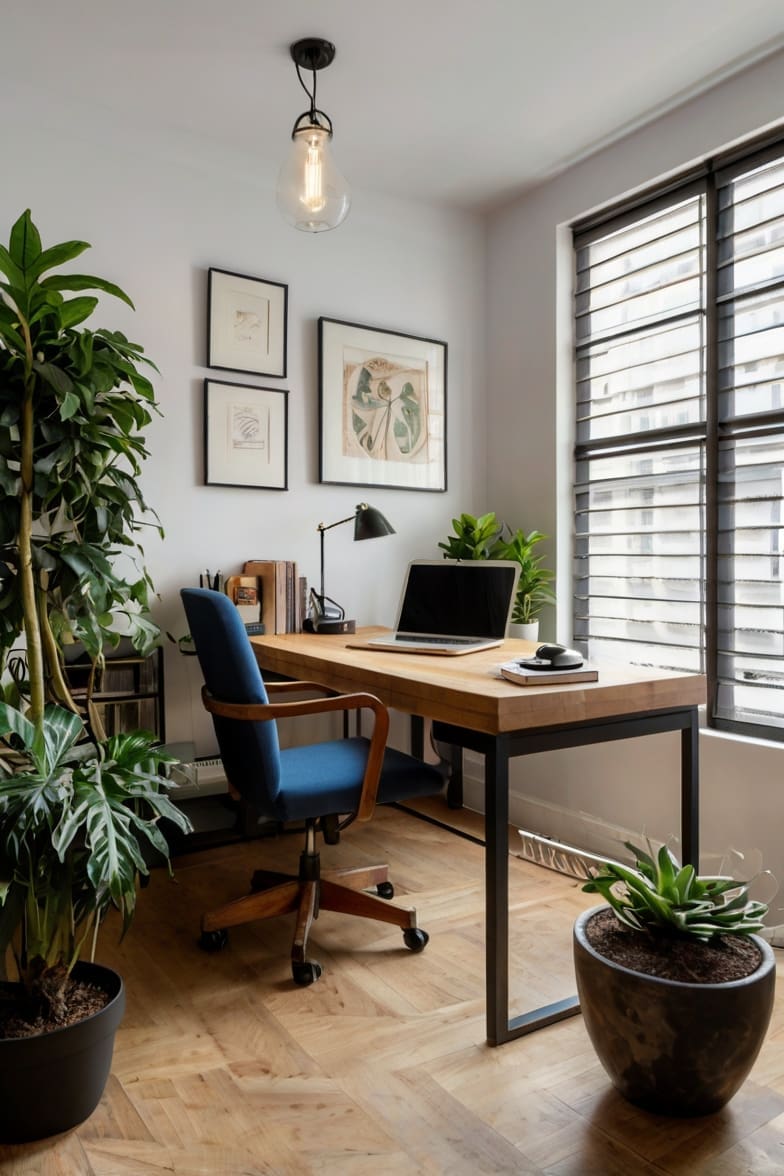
[0,210,189,1020]
[490,527,555,625]
[438,512,555,624]
[0,209,162,725]
[583,841,768,944]
[438,512,503,561]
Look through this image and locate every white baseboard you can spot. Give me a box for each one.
[460,752,639,862]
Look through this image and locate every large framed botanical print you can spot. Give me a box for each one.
[318,317,447,492]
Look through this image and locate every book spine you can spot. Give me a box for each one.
[244,561,279,633]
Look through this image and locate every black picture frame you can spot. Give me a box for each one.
[203,379,288,490]
[318,317,447,492]
[207,267,288,378]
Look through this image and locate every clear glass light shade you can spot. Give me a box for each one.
[276,125,351,233]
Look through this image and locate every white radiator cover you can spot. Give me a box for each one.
[168,757,228,801]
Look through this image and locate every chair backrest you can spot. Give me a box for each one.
[180,588,282,808]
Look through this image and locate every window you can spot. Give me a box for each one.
[573,134,784,741]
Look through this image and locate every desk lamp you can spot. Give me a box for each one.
[303,503,395,634]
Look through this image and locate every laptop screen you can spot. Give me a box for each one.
[395,561,518,638]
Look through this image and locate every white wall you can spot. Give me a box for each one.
[0,85,486,755]
[485,48,784,898]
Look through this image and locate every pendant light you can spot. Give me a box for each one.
[276,38,351,233]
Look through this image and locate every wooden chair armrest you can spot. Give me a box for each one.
[264,680,338,697]
[201,687,389,822]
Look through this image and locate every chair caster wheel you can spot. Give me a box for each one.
[376,881,394,899]
[292,960,322,986]
[199,928,228,952]
[403,928,429,953]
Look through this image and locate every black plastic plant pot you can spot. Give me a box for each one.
[0,961,125,1142]
[574,905,776,1117]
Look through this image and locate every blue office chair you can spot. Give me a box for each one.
[181,588,443,985]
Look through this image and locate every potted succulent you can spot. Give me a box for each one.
[0,210,190,1141]
[574,841,775,1116]
[438,512,555,638]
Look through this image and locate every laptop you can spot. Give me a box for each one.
[361,560,520,655]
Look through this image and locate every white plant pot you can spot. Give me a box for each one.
[508,621,539,642]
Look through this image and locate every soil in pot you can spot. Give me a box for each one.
[0,966,110,1038]
[586,906,762,984]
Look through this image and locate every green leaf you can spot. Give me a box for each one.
[673,864,695,901]
[8,209,42,269]
[27,240,91,282]
[59,389,81,421]
[0,700,37,750]
[31,360,74,396]
[0,244,24,287]
[40,273,134,309]
[58,296,98,329]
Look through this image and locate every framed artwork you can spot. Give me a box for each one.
[207,267,288,378]
[204,379,288,490]
[318,317,447,492]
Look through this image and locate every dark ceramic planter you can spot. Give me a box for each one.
[574,905,776,1117]
[0,961,125,1142]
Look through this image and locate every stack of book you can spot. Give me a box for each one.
[240,560,306,634]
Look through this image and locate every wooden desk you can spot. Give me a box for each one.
[251,627,706,1045]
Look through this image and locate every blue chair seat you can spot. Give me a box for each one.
[276,739,442,822]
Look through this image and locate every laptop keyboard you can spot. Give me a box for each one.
[393,634,477,645]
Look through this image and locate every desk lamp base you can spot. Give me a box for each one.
[302,617,356,635]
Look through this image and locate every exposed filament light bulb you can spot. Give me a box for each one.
[276,38,351,233]
[303,130,327,214]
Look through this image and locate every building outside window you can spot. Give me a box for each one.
[573,133,784,741]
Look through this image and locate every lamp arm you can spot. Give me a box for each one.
[317,511,360,534]
[317,507,367,600]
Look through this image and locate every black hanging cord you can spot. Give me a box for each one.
[295,60,317,119]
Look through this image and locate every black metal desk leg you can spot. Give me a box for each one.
[485,735,510,1046]
[410,715,424,759]
[681,707,700,869]
[484,730,581,1045]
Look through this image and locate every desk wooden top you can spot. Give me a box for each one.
[250,628,706,736]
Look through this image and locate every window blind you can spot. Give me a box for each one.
[714,154,784,735]
[573,136,784,740]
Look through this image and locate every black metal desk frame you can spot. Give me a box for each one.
[430,706,700,1046]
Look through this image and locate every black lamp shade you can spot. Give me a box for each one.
[353,504,395,541]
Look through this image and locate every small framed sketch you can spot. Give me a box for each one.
[204,379,288,490]
[319,317,447,492]
[207,267,287,378]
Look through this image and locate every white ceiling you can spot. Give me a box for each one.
[8,1,784,210]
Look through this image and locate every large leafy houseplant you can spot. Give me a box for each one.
[0,210,189,1024]
[438,512,555,624]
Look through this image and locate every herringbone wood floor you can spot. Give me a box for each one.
[3,799,784,1175]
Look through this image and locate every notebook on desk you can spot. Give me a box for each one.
[355,560,520,655]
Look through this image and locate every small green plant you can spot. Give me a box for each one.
[583,842,768,943]
[438,513,555,624]
[491,527,555,625]
[438,512,502,560]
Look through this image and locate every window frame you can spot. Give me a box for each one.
[573,129,784,743]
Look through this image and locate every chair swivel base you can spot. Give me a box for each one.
[199,858,428,984]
